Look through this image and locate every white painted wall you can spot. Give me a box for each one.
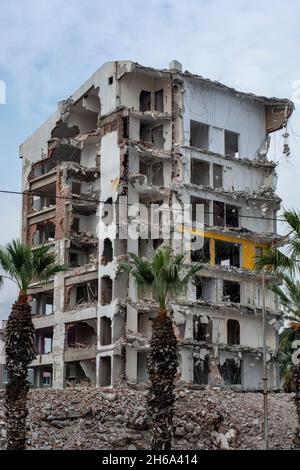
[182,78,266,160]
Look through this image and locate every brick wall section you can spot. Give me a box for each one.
[55,166,70,240]
[21,192,32,243]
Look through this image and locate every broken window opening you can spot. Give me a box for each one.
[101,238,113,265]
[102,198,113,226]
[139,90,151,112]
[226,204,239,228]
[71,181,81,196]
[71,217,80,234]
[122,117,129,139]
[138,312,152,338]
[68,249,89,268]
[140,160,164,186]
[215,240,240,267]
[193,356,210,385]
[31,183,56,212]
[137,352,149,383]
[154,89,164,112]
[213,201,225,226]
[51,121,79,139]
[35,327,53,355]
[140,124,164,149]
[219,358,241,384]
[101,276,113,306]
[31,291,54,316]
[227,319,240,345]
[99,356,111,386]
[71,280,98,308]
[191,159,210,186]
[66,321,96,348]
[194,276,214,302]
[65,361,95,386]
[191,237,210,263]
[191,196,209,226]
[108,76,113,85]
[100,317,112,346]
[225,130,239,158]
[223,281,241,303]
[33,222,55,246]
[213,202,239,228]
[190,121,209,150]
[213,164,223,188]
[193,315,212,342]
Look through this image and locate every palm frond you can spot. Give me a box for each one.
[0,240,64,293]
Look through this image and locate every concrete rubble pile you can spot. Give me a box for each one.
[0,385,298,450]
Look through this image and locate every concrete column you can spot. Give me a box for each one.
[180,348,193,383]
[52,323,65,389]
[126,348,138,384]
[96,353,100,387]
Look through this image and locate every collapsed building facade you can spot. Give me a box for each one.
[11,60,294,390]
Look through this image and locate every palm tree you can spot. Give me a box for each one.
[0,240,64,450]
[257,209,300,445]
[122,246,201,450]
[272,276,300,440]
[273,277,300,387]
[256,209,300,275]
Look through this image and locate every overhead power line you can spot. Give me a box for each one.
[0,188,286,223]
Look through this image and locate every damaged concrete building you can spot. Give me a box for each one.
[15,60,293,390]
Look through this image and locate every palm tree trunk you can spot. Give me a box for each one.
[147,309,179,450]
[292,327,300,448]
[4,294,36,450]
[293,365,300,447]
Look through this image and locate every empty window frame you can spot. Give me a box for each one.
[225,130,239,158]
[227,319,240,345]
[101,238,113,265]
[100,317,112,346]
[215,240,241,267]
[194,356,210,384]
[99,356,111,386]
[213,201,225,226]
[102,198,113,226]
[213,164,223,188]
[101,276,113,305]
[151,125,164,148]
[226,204,239,228]
[194,276,214,302]
[35,327,53,354]
[66,321,96,348]
[190,121,209,150]
[193,316,212,342]
[71,217,80,233]
[71,182,81,196]
[191,237,210,263]
[191,197,209,226]
[140,160,164,186]
[191,159,210,186]
[140,124,164,149]
[213,202,239,228]
[223,280,241,303]
[219,358,241,384]
[154,89,164,112]
[139,90,151,111]
[75,281,98,305]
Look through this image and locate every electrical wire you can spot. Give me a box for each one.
[0,188,287,223]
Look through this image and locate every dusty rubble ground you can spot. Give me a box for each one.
[0,385,298,450]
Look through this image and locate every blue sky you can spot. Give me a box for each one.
[0,0,300,319]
